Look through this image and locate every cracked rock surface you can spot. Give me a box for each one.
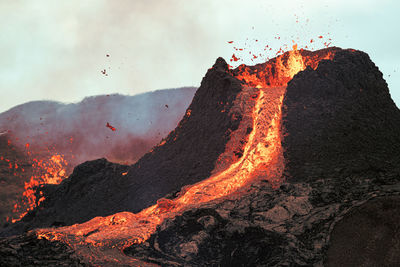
[124,175,400,266]
[0,231,86,267]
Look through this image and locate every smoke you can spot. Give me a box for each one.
[0,1,221,113]
[0,87,196,170]
[1,0,399,112]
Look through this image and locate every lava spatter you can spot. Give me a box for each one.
[11,153,68,223]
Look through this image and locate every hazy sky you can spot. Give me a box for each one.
[0,0,399,113]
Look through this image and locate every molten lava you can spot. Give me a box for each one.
[35,47,340,265]
[1,135,70,223]
[233,45,336,88]
[11,153,68,223]
[236,46,305,87]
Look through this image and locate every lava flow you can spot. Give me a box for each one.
[35,46,339,265]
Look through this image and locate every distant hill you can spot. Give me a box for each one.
[0,87,196,168]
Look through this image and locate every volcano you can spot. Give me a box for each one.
[1,47,400,266]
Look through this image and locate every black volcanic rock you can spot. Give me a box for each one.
[325,195,400,266]
[0,231,86,266]
[124,174,400,266]
[125,208,287,266]
[282,49,400,181]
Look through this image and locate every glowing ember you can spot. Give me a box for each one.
[106,122,116,131]
[230,54,240,62]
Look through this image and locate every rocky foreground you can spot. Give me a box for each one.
[0,231,86,266]
[1,175,398,266]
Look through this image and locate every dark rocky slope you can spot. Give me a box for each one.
[0,231,86,266]
[325,195,400,266]
[282,49,400,181]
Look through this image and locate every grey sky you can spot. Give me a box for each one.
[0,0,399,113]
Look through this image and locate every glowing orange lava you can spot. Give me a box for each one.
[11,154,68,223]
[106,122,117,131]
[234,45,336,89]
